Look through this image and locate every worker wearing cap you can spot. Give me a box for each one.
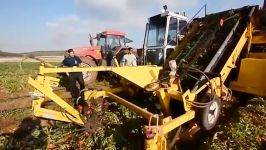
[62,49,85,105]
[121,49,137,66]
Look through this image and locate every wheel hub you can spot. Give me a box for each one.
[207,101,219,124]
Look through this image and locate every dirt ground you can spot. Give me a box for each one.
[0,89,31,111]
[0,89,32,134]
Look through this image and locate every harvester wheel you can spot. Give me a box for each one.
[197,94,221,131]
[80,57,98,84]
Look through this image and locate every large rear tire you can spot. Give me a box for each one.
[80,57,98,85]
[115,50,128,66]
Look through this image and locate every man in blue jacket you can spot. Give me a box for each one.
[63,49,85,106]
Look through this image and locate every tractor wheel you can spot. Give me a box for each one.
[197,94,221,131]
[114,50,128,66]
[80,57,98,84]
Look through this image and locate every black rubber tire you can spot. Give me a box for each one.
[197,94,221,131]
[115,50,128,66]
[80,57,98,84]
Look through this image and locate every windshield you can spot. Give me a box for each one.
[146,16,167,47]
[107,35,125,50]
[97,36,106,47]
[179,20,187,35]
[167,18,177,45]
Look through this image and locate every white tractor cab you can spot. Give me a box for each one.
[143,7,188,65]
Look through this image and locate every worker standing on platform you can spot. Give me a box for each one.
[121,48,137,66]
[62,49,86,106]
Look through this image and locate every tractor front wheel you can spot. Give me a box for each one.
[80,57,98,84]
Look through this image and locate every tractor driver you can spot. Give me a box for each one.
[62,49,86,106]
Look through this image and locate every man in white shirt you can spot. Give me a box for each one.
[121,49,137,66]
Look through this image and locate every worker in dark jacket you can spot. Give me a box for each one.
[62,49,85,106]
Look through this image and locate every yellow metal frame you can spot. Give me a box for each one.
[28,65,163,124]
[230,58,266,96]
[27,6,266,150]
[28,25,254,147]
[28,64,202,150]
[38,65,161,88]
[251,33,266,44]
[29,77,85,125]
[229,8,266,96]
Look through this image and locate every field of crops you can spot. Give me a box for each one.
[0,62,265,149]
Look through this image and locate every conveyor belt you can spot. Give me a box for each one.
[165,6,257,91]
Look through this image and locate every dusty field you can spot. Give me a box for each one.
[0,56,63,63]
[0,89,31,111]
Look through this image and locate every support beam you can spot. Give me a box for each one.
[106,92,159,123]
[161,110,195,134]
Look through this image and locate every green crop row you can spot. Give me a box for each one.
[0,62,60,93]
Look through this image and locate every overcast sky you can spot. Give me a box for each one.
[0,0,263,52]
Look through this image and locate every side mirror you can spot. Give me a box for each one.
[125,37,133,43]
[89,34,94,46]
[96,33,101,40]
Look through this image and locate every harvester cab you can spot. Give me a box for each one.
[143,7,188,65]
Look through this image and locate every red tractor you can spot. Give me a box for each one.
[70,31,133,84]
